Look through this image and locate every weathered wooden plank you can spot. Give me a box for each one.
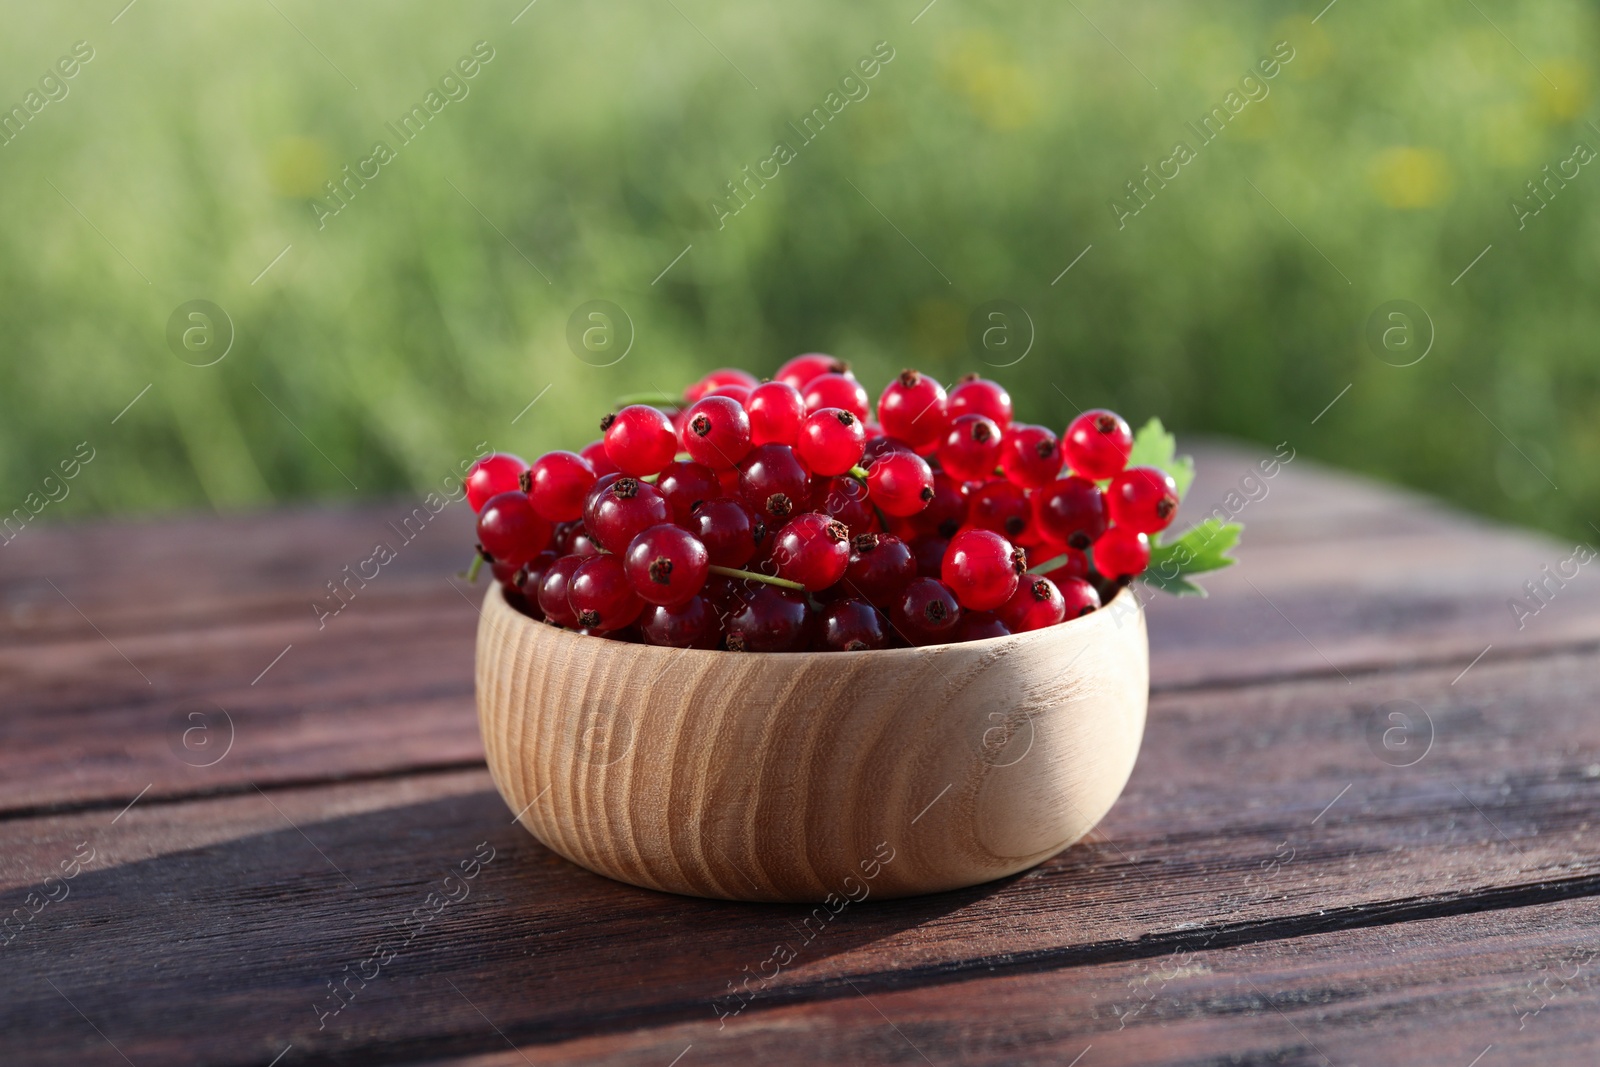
[422,895,1600,1067]
[3,649,1597,1065]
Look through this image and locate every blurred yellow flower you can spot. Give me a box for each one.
[1536,60,1591,122]
[1370,146,1452,209]
[938,30,1039,130]
[268,136,330,198]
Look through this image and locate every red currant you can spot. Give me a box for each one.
[876,369,948,452]
[1033,476,1108,549]
[476,491,552,569]
[580,439,619,479]
[865,449,934,517]
[814,475,877,535]
[537,555,586,627]
[689,497,765,567]
[819,599,888,651]
[1040,547,1090,585]
[776,353,848,391]
[602,405,678,477]
[998,576,1068,632]
[1057,576,1102,618]
[798,408,866,476]
[947,375,1013,431]
[802,372,871,422]
[1107,466,1180,534]
[466,453,528,513]
[525,451,596,522]
[1063,409,1133,480]
[841,532,916,607]
[909,473,968,539]
[891,577,962,645]
[685,368,759,403]
[724,585,812,652]
[938,414,1003,482]
[554,520,603,558]
[745,380,807,447]
[569,555,644,631]
[490,556,523,588]
[737,443,812,523]
[682,395,753,470]
[656,461,720,525]
[957,611,1011,642]
[1095,525,1150,580]
[967,479,1031,542]
[624,523,710,606]
[583,476,670,555]
[771,512,850,591]
[998,424,1064,490]
[942,528,1026,611]
[639,596,720,649]
[909,535,949,578]
[514,550,560,609]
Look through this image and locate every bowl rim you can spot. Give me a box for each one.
[483,580,1145,663]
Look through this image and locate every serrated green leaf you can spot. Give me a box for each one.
[1137,519,1242,597]
[1125,417,1195,499]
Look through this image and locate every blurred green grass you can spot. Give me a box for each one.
[2,0,1598,542]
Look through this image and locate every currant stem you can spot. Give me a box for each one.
[849,465,870,480]
[613,391,683,409]
[707,565,805,592]
[1027,553,1067,574]
[465,553,484,583]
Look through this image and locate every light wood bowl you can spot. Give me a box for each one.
[476,583,1148,902]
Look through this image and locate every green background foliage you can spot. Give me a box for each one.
[3,1,1596,541]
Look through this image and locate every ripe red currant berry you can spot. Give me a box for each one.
[797,408,866,476]
[724,584,813,652]
[537,555,587,627]
[908,473,968,539]
[819,599,888,651]
[1033,476,1108,549]
[1040,547,1090,585]
[568,555,644,631]
[865,449,935,517]
[476,491,553,569]
[892,577,962,645]
[624,524,710,607]
[942,528,1026,611]
[490,556,523,589]
[776,352,848,391]
[1095,525,1150,580]
[515,550,560,611]
[656,460,720,525]
[639,596,721,649]
[688,497,764,567]
[579,439,620,479]
[745,380,807,446]
[685,367,759,403]
[682,395,753,470]
[801,372,871,422]
[947,374,1013,431]
[842,532,916,607]
[998,576,1068,632]
[876,369,948,452]
[1107,466,1180,534]
[998,424,1064,490]
[1063,408,1133,480]
[910,536,949,578]
[602,404,678,477]
[814,474,877,535]
[938,413,1003,482]
[957,611,1011,642]
[554,520,603,558]
[525,450,597,522]
[737,443,811,523]
[1056,576,1103,618]
[465,453,528,513]
[583,476,670,555]
[967,479,1032,542]
[771,513,851,591]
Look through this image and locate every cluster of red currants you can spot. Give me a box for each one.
[466,354,1180,651]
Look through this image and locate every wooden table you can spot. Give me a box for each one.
[4,443,1597,1066]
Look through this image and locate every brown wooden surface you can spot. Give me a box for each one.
[2,442,1598,1066]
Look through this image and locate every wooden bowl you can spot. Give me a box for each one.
[476,583,1148,902]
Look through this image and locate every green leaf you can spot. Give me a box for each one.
[1125,417,1195,499]
[1138,519,1242,597]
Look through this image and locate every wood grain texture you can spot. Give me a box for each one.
[477,583,1149,901]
